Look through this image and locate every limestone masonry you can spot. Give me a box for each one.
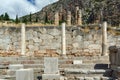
[0,26,119,56]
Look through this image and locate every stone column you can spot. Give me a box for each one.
[77,9,82,25]
[62,23,66,56]
[21,23,26,55]
[75,6,79,24]
[67,11,71,26]
[102,22,107,56]
[54,12,59,26]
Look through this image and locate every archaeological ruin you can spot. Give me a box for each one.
[0,6,119,80]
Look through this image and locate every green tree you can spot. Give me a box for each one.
[15,15,19,24]
[35,16,38,23]
[29,12,32,22]
[22,17,27,24]
[4,13,10,21]
[44,12,48,23]
[0,14,4,21]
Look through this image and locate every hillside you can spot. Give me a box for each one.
[20,0,120,26]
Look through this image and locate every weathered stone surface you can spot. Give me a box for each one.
[42,74,60,80]
[40,34,53,39]
[72,43,79,48]
[33,38,40,43]
[39,28,47,34]
[0,27,118,56]
[50,43,60,49]
[73,35,82,42]
[73,60,82,64]
[28,45,34,50]
[33,31,37,37]
[85,34,93,40]
[48,28,61,36]
[29,40,34,45]
[0,39,3,44]
[16,69,34,80]
[26,34,33,40]
[0,29,4,34]
[88,44,101,49]
[9,64,24,70]
[93,77,101,80]
[44,57,59,74]
[84,77,94,80]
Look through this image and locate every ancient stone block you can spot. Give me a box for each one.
[33,38,40,43]
[39,28,47,34]
[72,43,79,48]
[73,60,82,64]
[40,34,53,40]
[42,74,60,80]
[33,31,37,37]
[0,29,4,34]
[16,69,34,80]
[73,35,82,42]
[89,44,101,49]
[26,34,33,40]
[29,40,34,45]
[44,57,59,74]
[9,64,24,70]
[48,28,61,36]
[28,45,34,50]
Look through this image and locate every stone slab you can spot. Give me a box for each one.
[44,57,59,74]
[7,70,16,76]
[42,74,60,80]
[16,69,33,80]
[73,60,82,64]
[9,64,24,70]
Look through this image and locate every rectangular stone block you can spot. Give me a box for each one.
[73,60,82,64]
[44,57,58,74]
[42,74,60,80]
[9,64,24,70]
[16,69,33,80]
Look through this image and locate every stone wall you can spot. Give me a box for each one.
[0,26,118,56]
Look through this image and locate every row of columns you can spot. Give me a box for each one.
[21,23,66,56]
[21,22,108,56]
[54,6,82,26]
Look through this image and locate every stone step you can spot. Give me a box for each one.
[0,63,109,71]
[64,68,111,74]
[59,60,109,65]
[24,64,43,68]
[75,77,114,80]
[0,65,8,69]
[2,63,108,69]
[0,56,109,61]
[0,56,109,65]
[60,63,109,69]
[0,59,109,66]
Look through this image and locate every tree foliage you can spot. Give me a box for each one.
[4,13,10,21]
[15,15,19,24]
[44,12,48,23]
[0,13,10,21]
